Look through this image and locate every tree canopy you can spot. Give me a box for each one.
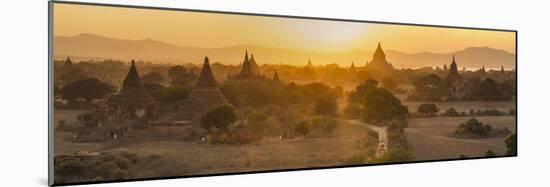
[200,105,237,134]
[61,78,115,101]
[361,87,408,123]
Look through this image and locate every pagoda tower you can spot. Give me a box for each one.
[249,54,261,74]
[171,57,229,128]
[365,42,395,73]
[108,60,159,121]
[235,51,256,79]
[273,70,280,81]
[445,55,464,99]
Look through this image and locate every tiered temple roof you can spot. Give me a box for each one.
[273,70,280,81]
[171,57,229,126]
[366,42,395,73]
[446,55,462,84]
[109,60,156,106]
[249,54,260,74]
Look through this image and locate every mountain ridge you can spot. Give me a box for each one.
[54,33,516,69]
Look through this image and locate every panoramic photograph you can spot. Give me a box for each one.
[51,3,517,184]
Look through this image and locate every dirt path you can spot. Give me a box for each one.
[347,119,387,157]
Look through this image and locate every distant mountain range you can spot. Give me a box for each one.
[54,33,516,69]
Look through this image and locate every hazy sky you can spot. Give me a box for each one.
[54,3,515,54]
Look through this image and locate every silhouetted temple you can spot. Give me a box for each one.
[233,51,264,80]
[273,70,280,81]
[249,54,260,74]
[171,57,230,127]
[64,56,73,67]
[445,55,464,99]
[366,42,395,73]
[106,60,159,123]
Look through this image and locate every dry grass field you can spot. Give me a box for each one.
[54,110,377,180]
[406,116,516,161]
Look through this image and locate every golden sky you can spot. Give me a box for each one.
[53,3,515,54]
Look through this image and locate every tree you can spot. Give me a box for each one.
[471,78,502,101]
[294,121,310,135]
[381,77,397,91]
[348,79,378,103]
[485,149,497,157]
[417,103,439,117]
[314,95,338,116]
[505,133,517,156]
[142,72,164,84]
[157,86,191,103]
[344,103,362,118]
[411,74,446,101]
[200,105,237,134]
[454,118,492,137]
[168,65,189,86]
[361,87,408,123]
[445,107,459,116]
[60,68,89,83]
[247,112,268,133]
[61,78,115,101]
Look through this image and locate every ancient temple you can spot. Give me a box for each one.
[249,54,261,74]
[106,60,159,123]
[233,51,263,80]
[365,42,395,74]
[273,70,280,81]
[445,55,464,99]
[64,56,73,66]
[170,57,230,127]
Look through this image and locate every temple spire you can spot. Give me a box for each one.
[307,59,312,67]
[373,42,386,59]
[196,56,218,87]
[452,54,456,63]
[123,60,142,85]
[64,56,73,66]
[501,65,505,74]
[273,70,280,81]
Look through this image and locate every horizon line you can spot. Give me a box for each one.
[54,33,516,55]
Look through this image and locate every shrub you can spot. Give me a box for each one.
[417,103,439,117]
[485,149,497,157]
[344,103,362,119]
[445,107,459,116]
[294,121,310,135]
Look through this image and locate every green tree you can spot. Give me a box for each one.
[314,95,338,116]
[142,72,164,84]
[344,103,362,118]
[361,87,408,123]
[294,121,310,135]
[200,105,237,134]
[61,78,115,101]
[485,149,497,157]
[381,77,397,91]
[505,133,517,156]
[348,79,378,103]
[417,103,439,117]
[168,65,189,86]
[247,112,268,133]
[411,74,445,101]
[158,86,191,103]
[60,68,89,83]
